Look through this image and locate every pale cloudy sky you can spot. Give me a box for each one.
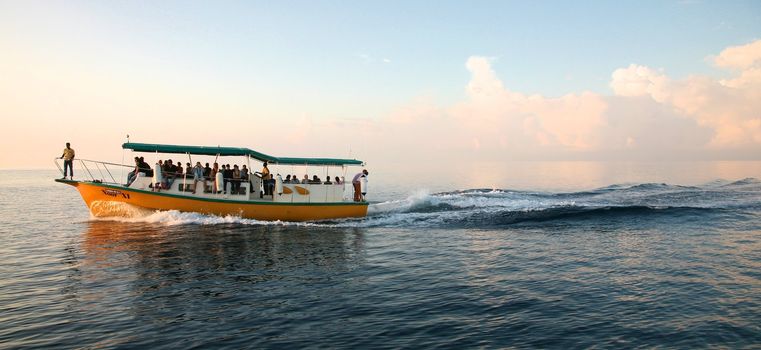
[1,1,760,169]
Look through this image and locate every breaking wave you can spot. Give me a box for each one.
[90,179,761,228]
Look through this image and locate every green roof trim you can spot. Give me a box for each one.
[122,142,363,166]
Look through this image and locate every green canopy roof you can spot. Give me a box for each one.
[122,142,363,166]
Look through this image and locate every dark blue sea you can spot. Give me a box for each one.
[2,169,761,349]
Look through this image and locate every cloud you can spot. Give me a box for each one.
[714,40,761,70]
[457,56,608,151]
[435,55,722,157]
[609,64,670,102]
[609,40,761,147]
[267,40,761,167]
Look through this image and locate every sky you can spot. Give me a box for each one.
[1,0,761,170]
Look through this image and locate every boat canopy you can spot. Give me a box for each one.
[122,142,363,166]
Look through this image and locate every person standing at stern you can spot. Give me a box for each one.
[352,169,368,202]
[59,142,75,180]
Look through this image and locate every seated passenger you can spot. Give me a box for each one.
[183,162,191,184]
[291,174,300,184]
[223,164,233,194]
[159,159,177,189]
[284,174,291,183]
[164,169,175,189]
[192,162,206,194]
[164,160,176,178]
[172,163,184,186]
[241,165,249,181]
[312,175,321,184]
[241,165,251,191]
[302,174,309,183]
[142,159,152,177]
[232,165,241,193]
[203,163,211,179]
[176,163,184,177]
[334,176,342,185]
[324,176,332,185]
[127,156,141,186]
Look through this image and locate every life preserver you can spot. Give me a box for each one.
[153,163,163,187]
[215,172,224,192]
[275,174,283,195]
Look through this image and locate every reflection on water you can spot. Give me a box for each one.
[52,222,369,347]
[81,220,366,281]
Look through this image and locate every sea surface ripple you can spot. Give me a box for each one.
[1,171,760,349]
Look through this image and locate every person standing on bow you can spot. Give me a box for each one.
[352,169,368,202]
[59,142,75,180]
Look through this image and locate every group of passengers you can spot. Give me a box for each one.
[127,157,253,194]
[126,158,359,198]
[282,174,343,185]
[165,160,250,194]
[192,162,250,195]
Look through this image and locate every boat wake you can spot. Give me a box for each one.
[90,178,761,228]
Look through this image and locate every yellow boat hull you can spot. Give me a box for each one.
[57,179,368,222]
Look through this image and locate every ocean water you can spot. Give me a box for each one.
[1,167,761,349]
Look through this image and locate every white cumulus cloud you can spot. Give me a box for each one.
[254,40,761,164]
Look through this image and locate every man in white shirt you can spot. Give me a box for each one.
[352,169,368,202]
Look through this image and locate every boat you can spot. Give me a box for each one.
[55,142,369,221]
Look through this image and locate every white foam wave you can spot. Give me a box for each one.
[368,189,435,215]
[92,209,344,227]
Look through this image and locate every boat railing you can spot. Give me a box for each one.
[54,158,134,185]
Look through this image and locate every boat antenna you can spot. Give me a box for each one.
[121,134,129,185]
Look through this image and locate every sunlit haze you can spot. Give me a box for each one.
[2,1,760,177]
